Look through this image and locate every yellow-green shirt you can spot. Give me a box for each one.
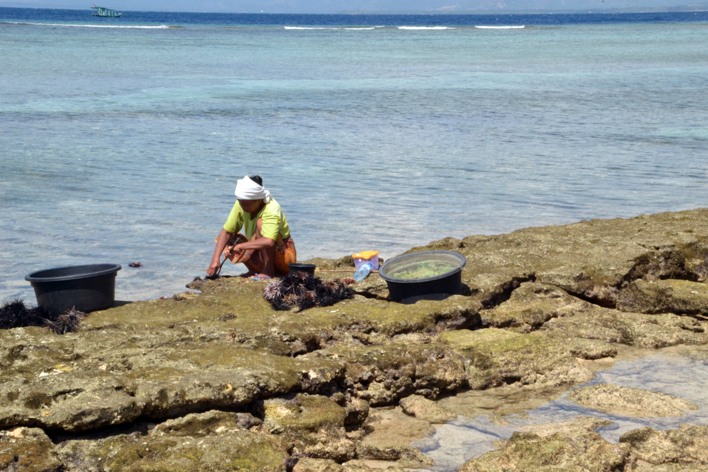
[223,198,291,241]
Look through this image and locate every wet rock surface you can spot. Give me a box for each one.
[459,421,708,472]
[568,383,698,418]
[1,209,706,471]
[460,418,632,472]
[620,424,708,470]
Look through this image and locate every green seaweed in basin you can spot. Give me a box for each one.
[389,260,459,280]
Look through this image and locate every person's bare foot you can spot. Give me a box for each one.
[249,273,272,281]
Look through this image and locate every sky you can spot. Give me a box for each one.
[0,0,702,13]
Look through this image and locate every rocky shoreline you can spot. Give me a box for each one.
[1,209,706,471]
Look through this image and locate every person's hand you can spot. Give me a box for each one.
[224,244,243,258]
[226,244,245,259]
[206,261,220,277]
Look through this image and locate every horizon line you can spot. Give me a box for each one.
[1,5,707,15]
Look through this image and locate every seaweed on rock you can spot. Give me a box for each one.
[263,272,353,311]
[44,307,85,334]
[0,299,85,334]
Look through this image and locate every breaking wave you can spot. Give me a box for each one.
[284,25,380,30]
[475,25,526,29]
[398,26,452,30]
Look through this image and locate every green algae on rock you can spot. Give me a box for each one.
[618,278,708,315]
[0,427,63,472]
[56,411,289,472]
[440,328,595,389]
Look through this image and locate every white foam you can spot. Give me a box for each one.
[475,25,526,29]
[284,26,328,30]
[398,26,452,30]
[284,26,377,31]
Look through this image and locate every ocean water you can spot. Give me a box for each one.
[1,8,706,302]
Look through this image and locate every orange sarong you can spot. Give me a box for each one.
[273,236,297,276]
[225,234,296,276]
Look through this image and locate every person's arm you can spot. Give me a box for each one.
[232,236,275,253]
[206,228,233,276]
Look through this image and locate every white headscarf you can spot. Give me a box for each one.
[235,176,271,203]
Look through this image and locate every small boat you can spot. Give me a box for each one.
[91,4,123,17]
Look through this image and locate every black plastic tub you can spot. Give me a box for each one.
[288,263,316,276]
[25,264,121,314]
[379,251,466,302]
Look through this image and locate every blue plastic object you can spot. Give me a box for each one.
[353,262,372,282]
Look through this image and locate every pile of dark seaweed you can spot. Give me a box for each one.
[0,299,84,334]
[263,271,354,311]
